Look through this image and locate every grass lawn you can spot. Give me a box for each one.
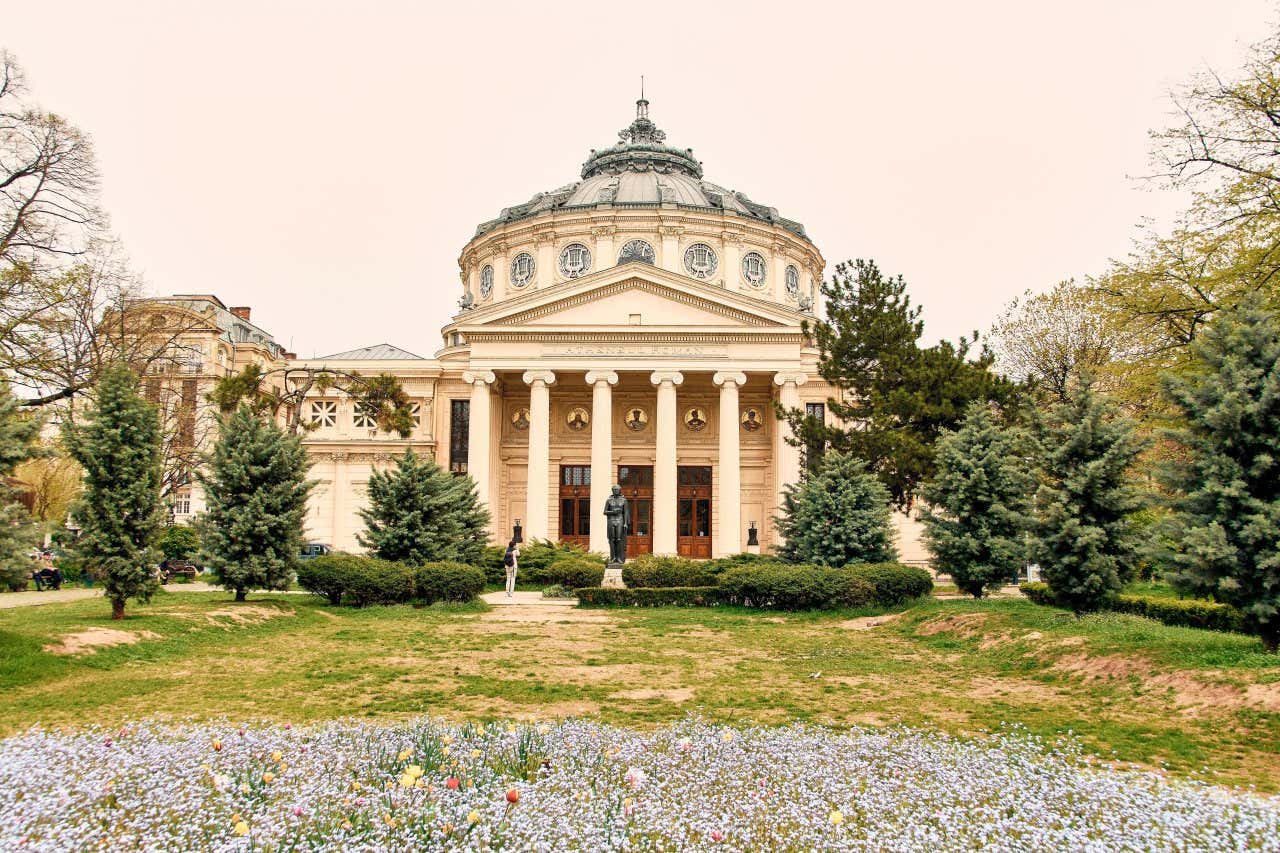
[1,589,1278,791]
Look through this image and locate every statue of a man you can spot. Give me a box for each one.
[603,484,629,565]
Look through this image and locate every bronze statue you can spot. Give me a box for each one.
[603,484,629,564]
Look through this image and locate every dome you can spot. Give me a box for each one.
[474,98,808,240]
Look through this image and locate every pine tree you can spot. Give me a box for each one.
[64,364,165,619]
[358,449,490,566]
[774,451,898,566]
[1030,379,1147,613]
[196,406,313,601]
[921,403,1036,598]
[0,381,43,591]
[1155,299,1280,650]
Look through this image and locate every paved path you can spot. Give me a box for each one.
[0,582,309,610]
[481,590,575,607]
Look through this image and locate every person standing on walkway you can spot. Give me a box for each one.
[503,540,519,598]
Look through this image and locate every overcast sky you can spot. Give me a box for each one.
[5,1,1275,356]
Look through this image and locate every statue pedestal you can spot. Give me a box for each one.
[603,563,625,588]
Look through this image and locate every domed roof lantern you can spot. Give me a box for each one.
[580,87,703,180]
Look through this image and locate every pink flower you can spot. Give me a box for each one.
[711,830,724,842]
[293,806,304,817]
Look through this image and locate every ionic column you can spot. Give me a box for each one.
[523,370,556,542]
[773,371,808,540]
[650,370,684,555]
[585,370,618,554]
[463,370,496,518]
[713,371,747,556]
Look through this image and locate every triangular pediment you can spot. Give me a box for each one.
[458,263,805,331]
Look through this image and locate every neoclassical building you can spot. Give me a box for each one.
[150,98,926,561]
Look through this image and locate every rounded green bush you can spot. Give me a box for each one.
[296,553,363,605]
[718,563,875,610]
[534,557,605,589]
[622,554,717,588]
[414,561,485,604]
[477,545,508,586]
[845,563,934,604]
[342,558,416,607]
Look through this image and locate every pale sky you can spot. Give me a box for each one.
[5,1,1275,356]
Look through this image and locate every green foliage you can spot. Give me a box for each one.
[1021,581,1247,634]
[477,544,508,585]
[515,539,605,575]
[845,563,934,604]
[0,380,42,592]
[575,587,726,607]
[1154,299,1280,649]
[921,403,1036,597]
[527,557,604,589]
[155,525,200,562]
[413,561,485,604]
[621,554,718,588]
[717,563,876,610]
[63,364,165,618]
[342,558,416,607]
[296,553,361,605]
[788,259,1021,506]
[358,450,490,567]
[775,451,897,566]
[703,553,778,573]
[195,407,313,601]
[1030,380,1147,613]
[1019,581,1053,606]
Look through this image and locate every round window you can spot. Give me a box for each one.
[510,252,535,288]
[558,243,592,279]
[618,239,655,265]
[479,265,494,298]
[683,243,718,280]
[742,252,767,287]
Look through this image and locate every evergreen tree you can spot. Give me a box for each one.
[0,381,43,590]
[1155,299,1280,650]
[775,451,898,566]
[921,403,1036,598]
[64,364,165,619]
[196,406,313,601]
[1030,379,1147,613]
[358,449,490,566]
[786,259,1021,507]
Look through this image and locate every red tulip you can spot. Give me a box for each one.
[506,788,519,804]
[446,777,460,790]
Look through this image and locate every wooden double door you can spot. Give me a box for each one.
[558,464,710,558]
[677,466,713,558]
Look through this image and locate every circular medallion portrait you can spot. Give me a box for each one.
[624,406,649,432]
[511,407,531,431]
[566,406,590,432]
[683,407,708,432]
[741,408,764,432]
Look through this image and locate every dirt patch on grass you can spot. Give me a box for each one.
[609,687,696,703]
[204,605,293,627]
[480,606,612,624]
[44,628,161,655]
[917,613,989,639]
[1053,653,1280,715]
[840,613,905,631]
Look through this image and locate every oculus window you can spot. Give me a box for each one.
[510,252,535,288]
[683,243,718,280]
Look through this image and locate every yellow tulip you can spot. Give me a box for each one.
[262,772,275,784]
[467,809,481,825]
[398,774,415,788]
[233,821,249,836]
[397,748,412,761]
[829,809,845,826]
[271,750,283,762]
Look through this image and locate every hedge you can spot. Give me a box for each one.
[343,558,416,607]
[575,587,725,607]
[296,554,364,605]
[622,555,719,588]
[1020,582,1247,634]
[414,561,485,604]
[297,554,483,607]
[846,563,933,604]
[718,563,876,610]
[529,557,605,589]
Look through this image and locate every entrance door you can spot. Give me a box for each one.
[618,465,653,557]
[677,466,713,558]
[558,465,591,549]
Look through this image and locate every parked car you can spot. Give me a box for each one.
[299,543,331,561]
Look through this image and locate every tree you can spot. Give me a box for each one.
[785,259,1021,507]
[195,406,312,601]
[1030,379,1147,613]
[920,403,1037,598]
[63,363,164,619]
[13,444,80,527]
[774,451,897,566]
[0,380,43,590]
[358,449,490,566]
[1154,298,1280,650]
[156,524,200,562]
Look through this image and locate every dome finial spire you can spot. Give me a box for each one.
[636,75,648,120]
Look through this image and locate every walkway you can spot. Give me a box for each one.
[480,591,575,607]
[0,582,304,610]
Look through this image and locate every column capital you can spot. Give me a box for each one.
[649,370,684,387]
[712,371,747,388]
[772,370,809,388]
[522,370,556,387]
[585,370,619,386]
[462,369,496,386]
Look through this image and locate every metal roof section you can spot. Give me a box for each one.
[318,343,427,360]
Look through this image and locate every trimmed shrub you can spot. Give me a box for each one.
[477,545,508,585]
[622,554,718,588]
[532,557,604,589]
[518,539,605,577]
[718,563,876,610]
[296,553,361,605]
[343,558,416,607]
[1113,593,1246,634]
[846,563,934,604]
[576,587,726,607]
[1020,581,1054,606]
[414,561,485,604]
[704,553,780,574]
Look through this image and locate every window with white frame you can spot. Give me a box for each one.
[310,400,337,427]
[353,402,377,429]
[171,490,192,516]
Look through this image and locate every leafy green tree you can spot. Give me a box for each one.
[1030,379,1147,613]
[774,451,897,566]
[156,524,201,562]
[921,403,1036,598]
[786,259,1021,507]
[358,449,490,566]
[1155,299,1280,650]
[196,406,313,601]
[0,380,43,590]
[64,364,165,619]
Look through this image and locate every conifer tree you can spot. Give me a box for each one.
[921,403,1036,598]
[0,381,43,590]
[1155,299,1280,650]
[196,406,313,601]
[358,449,490,566]
[774,451,898,566]
[64,364,165,619]
[1030,379,1146,613]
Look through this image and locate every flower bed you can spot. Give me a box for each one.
[1,718,1275,851]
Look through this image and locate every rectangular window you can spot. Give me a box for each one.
[804,402,826,471]
[310,400,337,428]
[171,490,191,516]
[353,402,376,429]
[450,399,470,474]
